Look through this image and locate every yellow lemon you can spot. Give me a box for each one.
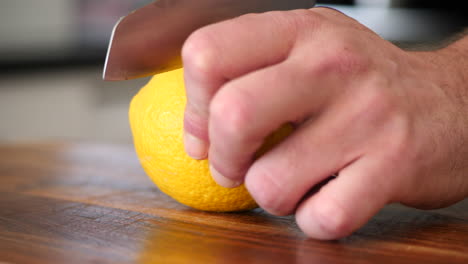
[129,68,291,212]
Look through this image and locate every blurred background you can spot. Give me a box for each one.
[0,0,466,144]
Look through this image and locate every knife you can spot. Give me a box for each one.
[103,0,316,81]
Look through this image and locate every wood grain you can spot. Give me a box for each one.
[0,142,467,264]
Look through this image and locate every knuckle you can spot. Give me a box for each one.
[233,12,261,23]
[246,166,289,215]
[291,8,323,26]
[278,9,321,36]
[350,80,413,157]
[182,28,218,75]
[312,197,353,238]
[210,158,248,182]
[383,115,413,162]
[312,45,369,77]
[183,107,208,140]
[334,46,370,75]
[359,83,412,155]
[210,88,253,139]
[363,85,394,116]
[239,10,303,26]
[353,80,398,125]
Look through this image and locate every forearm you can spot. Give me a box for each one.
[437,32,468,198]
[438,32,468,94]
[414,32,468,108]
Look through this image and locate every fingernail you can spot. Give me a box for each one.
[183,132,208,160]
[209,165,241,188]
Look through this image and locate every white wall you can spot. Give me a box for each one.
[0,0,76,61]
[0,67,149,143]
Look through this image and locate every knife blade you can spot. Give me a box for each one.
[103,0,315,81]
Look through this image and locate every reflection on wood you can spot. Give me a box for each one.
[0,143,467,263]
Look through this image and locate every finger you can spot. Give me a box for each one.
[243,101,361,215]
[207,54,341,188]
[295,155,395,240]
[181,11,302,159]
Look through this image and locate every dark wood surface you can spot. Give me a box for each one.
[0,142,467,264]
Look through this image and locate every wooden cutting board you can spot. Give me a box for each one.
[0,142,467,264]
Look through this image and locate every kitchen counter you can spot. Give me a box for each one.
[1,142,467,263]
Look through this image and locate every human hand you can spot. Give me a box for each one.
[182,7,468,239]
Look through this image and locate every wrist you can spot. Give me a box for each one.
[422,34,468,198]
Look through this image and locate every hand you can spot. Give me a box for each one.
[181,7,468,239]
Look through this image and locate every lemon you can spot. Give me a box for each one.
[129,68,291,212]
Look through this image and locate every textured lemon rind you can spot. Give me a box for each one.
[129,68,257,212]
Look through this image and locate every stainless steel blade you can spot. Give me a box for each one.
[103,0,315,81]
